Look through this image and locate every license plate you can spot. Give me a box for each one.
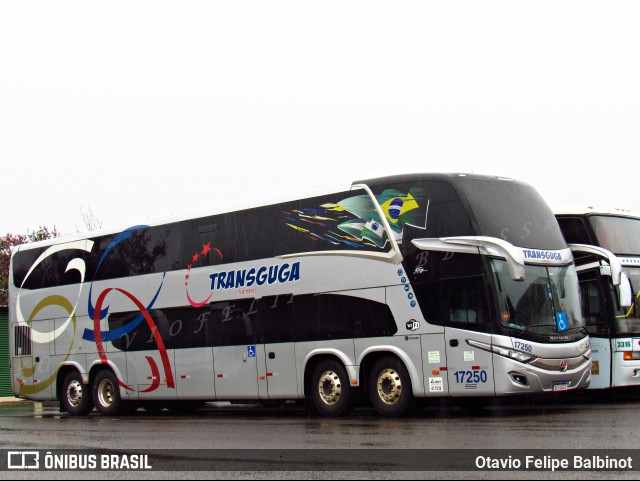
[553,382,569,392]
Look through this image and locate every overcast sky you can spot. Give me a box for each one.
[2,1,639,237]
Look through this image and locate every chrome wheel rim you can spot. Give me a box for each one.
[376,368,402,405]
[317,370,342,406]
[97,379,115,408]
[66,380,84,408]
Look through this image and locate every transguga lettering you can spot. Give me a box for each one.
[210,262,301,291]
[523,250,563,261]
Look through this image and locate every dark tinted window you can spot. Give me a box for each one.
[412,253,492,333]
[370,181,474,257]
[92,234,130,281]
[456,177,567,250]
[109,308,212,351]
[590,216,640,256]
[577,269,610,337]
[110,310,169,352]
[109,294,397,351]
[263,295,295,344]
[328,294,397,338]
[419,182,474,238]
[14,246,87,290]
[11,247,45,288]
[211,299,262,347]
[556,217,593,245]
[13,189,390,290]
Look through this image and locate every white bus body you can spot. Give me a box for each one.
[9,174,591,417]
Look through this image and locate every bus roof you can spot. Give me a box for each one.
[14,172,531,254]
[352,172,526,189]
[555,206,640,219]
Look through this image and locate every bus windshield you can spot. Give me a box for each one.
[615,268,640,335]
[590,216,640,256]
[492,260,585,337]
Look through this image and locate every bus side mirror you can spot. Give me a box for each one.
[618,272,633,309]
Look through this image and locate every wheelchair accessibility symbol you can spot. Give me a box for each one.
[556,312,569,332]
[247,345,256,358]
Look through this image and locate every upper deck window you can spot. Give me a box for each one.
[456,177,567,251]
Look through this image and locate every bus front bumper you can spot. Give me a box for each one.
[493,353,592,395]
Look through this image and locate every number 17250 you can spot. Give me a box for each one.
[454,370,488,384]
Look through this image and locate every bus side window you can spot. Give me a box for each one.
[412,280,442,324]
[262,295,295,344]
[556,217,593,245]
[211,299,261,346]
[412,253,491,332]
[443,276,489,329]
[293,294,329,342]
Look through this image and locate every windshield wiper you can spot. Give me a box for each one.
[511,323,557,338]
[509,323,586,338]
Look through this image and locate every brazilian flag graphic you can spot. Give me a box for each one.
[336,188,426,247]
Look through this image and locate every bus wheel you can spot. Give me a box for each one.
[93,370,125,416]
[369,356,413,417]
[61,371,94,416]
[311,360,354,417]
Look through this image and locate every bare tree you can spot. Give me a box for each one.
[77,206,104,233]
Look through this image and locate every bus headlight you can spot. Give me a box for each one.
[467,339,536,364]
[493,346,536,363]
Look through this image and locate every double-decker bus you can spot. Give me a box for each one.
[9,173,591,417]
[556,209,639,389]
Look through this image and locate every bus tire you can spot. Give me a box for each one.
[369,356,414,417]
[61,371,94,416]
[310,359,354,417]
[92,370,125,416]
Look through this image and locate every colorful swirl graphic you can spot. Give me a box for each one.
[16,227,225,396]
[16,226,175,395]
[185,242,223,308]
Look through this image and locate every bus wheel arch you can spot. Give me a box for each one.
[304,355,355,417]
